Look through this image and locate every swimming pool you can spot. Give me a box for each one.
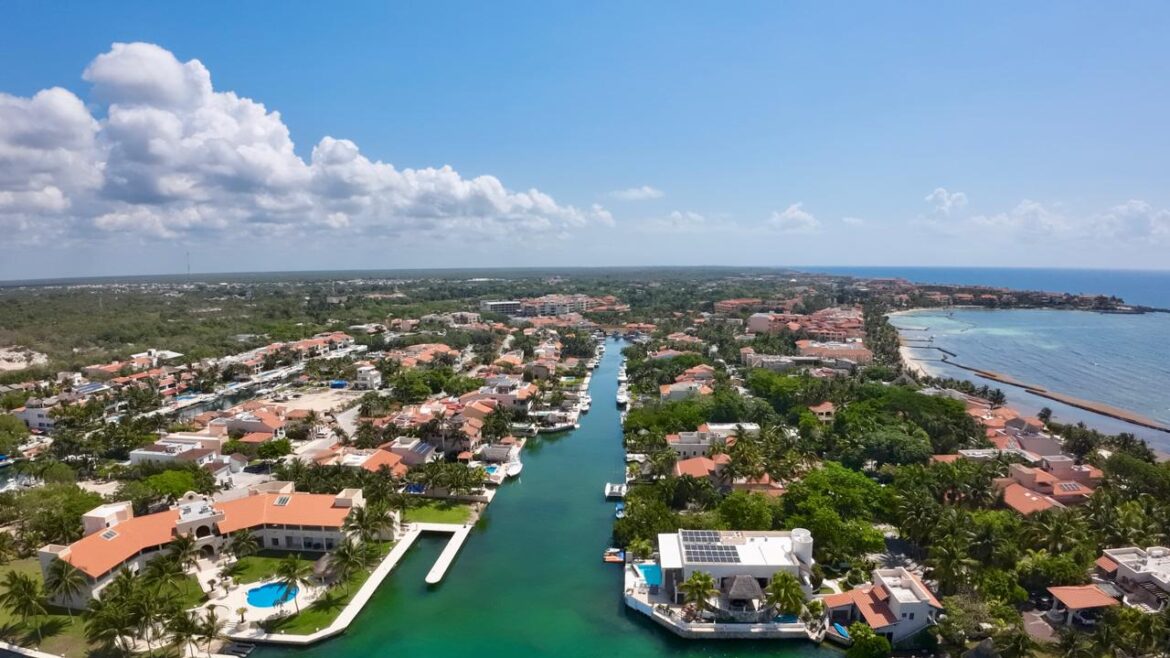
[246,582,298,608]
[636,564,662,586]
[775,613,800,623]
[485,464,500,475]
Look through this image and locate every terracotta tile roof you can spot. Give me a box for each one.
[216,492,353,534]
[673,456,720,479]
[239,432,273,444]
[931,454,961,463]
[1095,555,1119,574]
[828,585,899,629]
[360,450,408,477]
[63,510,180,578]
[1001,482,1061,515]
[1047,585,1119,610]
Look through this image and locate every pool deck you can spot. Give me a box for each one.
[228,522,471,645]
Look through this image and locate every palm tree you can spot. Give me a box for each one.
[927,534,979,595]
[274,555,313,613]
[167,609,201,658]
[228,528,259,561]
[168,532,201,573]
[802,599,826,630]
[327,538,366,594]
[343,502,392,543]
[1054,627,1093,658]
[84,596,136,653]
[627,538,655,561]
[764,571,806,616]
[994,626,1038,658]
[198,606,227,657]
[0,571,47,641]
[45,558,87,617]
[677,571,718,619]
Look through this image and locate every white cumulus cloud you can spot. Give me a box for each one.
[924,187,968,215]
[0,42,612,243]
[770,203,820,233]
[608,185,664,201]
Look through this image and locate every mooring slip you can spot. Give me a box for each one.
[418,522,473,584]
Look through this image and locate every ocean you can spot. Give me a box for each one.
[799,266,1170,308]
[889,308,1170,452]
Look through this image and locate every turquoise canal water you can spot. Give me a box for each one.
[890,308,1170,451]
[255,337,830,658]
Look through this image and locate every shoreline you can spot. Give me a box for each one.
[889,307,1170,436]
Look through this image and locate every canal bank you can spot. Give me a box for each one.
[254,338,831,658]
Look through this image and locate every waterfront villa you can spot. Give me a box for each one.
[658,529,813,610]
[38,484,390,608]
[623,529,816,638]
[824,567,942,643]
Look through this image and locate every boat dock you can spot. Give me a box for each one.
[419,522,473,584]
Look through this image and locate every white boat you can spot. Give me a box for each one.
[616,390,629,407]
[617,372,627,383]
[505,461,523,477]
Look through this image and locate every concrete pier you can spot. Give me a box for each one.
[420,523,473,584]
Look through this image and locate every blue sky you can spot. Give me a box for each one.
[1,2,1168,278]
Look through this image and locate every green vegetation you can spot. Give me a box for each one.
[263,541,392,635]
[233,551,317,585]
[402,500,473,524]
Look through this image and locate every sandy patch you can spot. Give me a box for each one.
[0,346,48,372]
[276,387,362,415]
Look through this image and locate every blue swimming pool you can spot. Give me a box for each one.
[485,464,500,475]
[775,613,800,623]
[636,564,662,586]
[247,582,298,608]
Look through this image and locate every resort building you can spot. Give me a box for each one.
[1096,546,1170,612]
[37,485,390,608]
[795,339,873,365]
[479,300,522,315]
[824,568,942,643]
[665,423,759,458]
[654,529,815,619]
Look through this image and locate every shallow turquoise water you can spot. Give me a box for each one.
[254,338,831,658]
[891,308,1170,450]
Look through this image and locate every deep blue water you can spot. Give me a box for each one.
[889,308,1170,452]
[799,266,1170,308]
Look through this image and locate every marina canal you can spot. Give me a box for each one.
[255,337,829,658]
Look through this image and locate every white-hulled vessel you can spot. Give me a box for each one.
[505,461,524,477]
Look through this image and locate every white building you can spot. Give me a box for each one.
[656,529,814,608]
[353,363,382,390]
[825,567,943,644]
[1101,546,1170,612]
[479,300,522,315]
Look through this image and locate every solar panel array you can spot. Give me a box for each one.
[680,529,742,564]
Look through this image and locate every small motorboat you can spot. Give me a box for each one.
[505,461,524,477]
[603,548,625,563]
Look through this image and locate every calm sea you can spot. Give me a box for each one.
[800,266,1170,308]
[889,308,1170,452]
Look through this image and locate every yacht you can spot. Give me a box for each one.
[616,388,629,407]
[505,461,524,477]
[617,370,628,384]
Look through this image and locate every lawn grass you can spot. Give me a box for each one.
[263,541,393,635]
[403,500,473,524]
[0,558,91,656]
[233,551,318,585]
